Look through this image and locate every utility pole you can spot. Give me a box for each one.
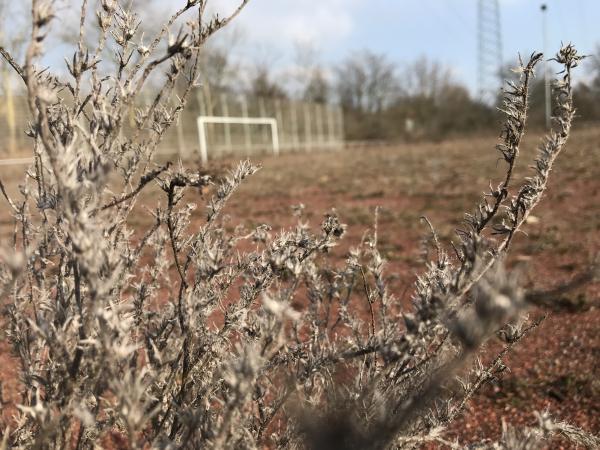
[541,4,552,129]
[477,0,503,104]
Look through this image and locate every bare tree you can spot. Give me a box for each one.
[249,62,287,98]
[400,56,453,101]
[587,44,600,91]
[292,42,330,103]
[303,67,329,103]
[336,50,397,113]
[196,41,242,93]
[572,44,600,121]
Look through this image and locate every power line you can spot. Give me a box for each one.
[446,1,475,36]
[421,0,472,44]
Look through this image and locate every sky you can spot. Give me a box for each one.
[208,0,600,92]
[4,0,600,95]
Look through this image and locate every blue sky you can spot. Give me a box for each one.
[212,0,600,91]
[5,1,599,94]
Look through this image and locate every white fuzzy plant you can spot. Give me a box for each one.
[0,1,598,449]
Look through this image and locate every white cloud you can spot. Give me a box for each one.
[212,0,359,51]
[277,2,355,45]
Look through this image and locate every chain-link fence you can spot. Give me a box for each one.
[0,81,345,162]
[0,77,30,156]
[160,87,345,160]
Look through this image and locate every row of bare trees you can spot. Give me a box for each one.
[191,46,494,140]
[246,46,600,140]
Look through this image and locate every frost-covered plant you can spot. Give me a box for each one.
[0,1,598,449]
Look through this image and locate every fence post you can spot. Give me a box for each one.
[258,97,269,148]
[196,89,208,158]
[326,104,336,148]
[197,117,208,165]
[337,106,345,146]
[202,82,214,151]
[2,71,17,155]
[290,100,300,150]
[315,103,324,148]
[303,102,312,151]
[274,98,284,152]
[240,95,252,156]
[271,119,280,157]
[176,114,185,156]
[220,92,232,150]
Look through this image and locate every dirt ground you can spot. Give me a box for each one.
[1,124,598,446]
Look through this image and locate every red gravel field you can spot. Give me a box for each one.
[1,125,598,447]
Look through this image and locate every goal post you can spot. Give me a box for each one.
[196,115,280,164]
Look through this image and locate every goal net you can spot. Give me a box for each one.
[196,115,280,164]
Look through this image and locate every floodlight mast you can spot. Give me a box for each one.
[477,0,503,103]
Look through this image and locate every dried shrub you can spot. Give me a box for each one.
[0,1,598,449]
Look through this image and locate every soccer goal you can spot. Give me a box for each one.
[196,115,280,164]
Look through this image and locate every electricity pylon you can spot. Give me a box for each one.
[477,0,503,104]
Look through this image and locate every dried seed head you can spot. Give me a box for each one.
[322,212,346,238]
[101,0,117,13]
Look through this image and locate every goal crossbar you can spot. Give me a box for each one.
[197,115,280,164]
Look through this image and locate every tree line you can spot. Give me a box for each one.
[200,45,600,141]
